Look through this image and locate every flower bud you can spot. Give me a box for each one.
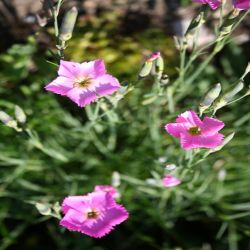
[185,6,208,37]
[35,202,52,216]
[139,61,153,78]
[111,171,121,187]
[245,63,250,75]
[199,83,221,114]
[147,52,161,62]
[214,81,244,110]
[0,111,21,131]
[15,105,26,124]
[59,7,78,42]
[154,56,164,77]
[165,164,176,171]
[224,81,244,102]
[245,86,250,96]
[242,62,250,79]
[216,10,241,42]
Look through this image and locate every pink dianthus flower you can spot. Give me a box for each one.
[165,110,224,150]
[162,175,181,187]
[45,59,121,107]
[192,0,221,10]
[233,0,250,9]
[60,191,128,238]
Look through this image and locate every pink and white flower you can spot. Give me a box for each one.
[233,0,250,9]
[60,191,128,238]
[192,0,221,10]
[165,110,224,150]
[162,175,181,187]
[45,59,121,107]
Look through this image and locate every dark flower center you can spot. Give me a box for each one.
[188,126,201,135]
[86,209,99,219]
[74,77,93,88]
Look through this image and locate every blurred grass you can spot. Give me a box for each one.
[0,9,250,250]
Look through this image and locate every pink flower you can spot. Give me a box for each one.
[45,59,121,107]
[233,0,250,9]
[147,51,161,62]
[60,191,128,238]
[162,175,181,187]
[192,0,221,10]
[94,185,119,198]
[165,110,224,149]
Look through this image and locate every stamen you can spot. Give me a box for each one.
[74,77,93,88]
[188,126,201,135]
[86,208,99,219]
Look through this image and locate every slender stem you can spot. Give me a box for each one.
[53,0,65,59]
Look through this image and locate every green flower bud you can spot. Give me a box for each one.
[0,111,21,131]
[15,105,26,124]
[216,10,241,42]
[139,61,153,78]
[154,56,164,77]
[199,83,221,114]
[185,5,208,37]
[214,81,244,111]
[35,202,52,216]
[59,7,78,42]
[223,81,244,102]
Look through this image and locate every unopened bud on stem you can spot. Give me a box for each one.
[199,83,221,115]
[139,61,153,78]
[213,81,244,111]
[59,7,78,42]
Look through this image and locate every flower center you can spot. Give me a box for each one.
[188,126,201,135]
[86,208,99,219]
[74,77,93,88]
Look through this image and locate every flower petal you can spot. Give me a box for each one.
[45,76,73,95]
[201,116,224,136]
[233,0,250,9]
[58,60,81,78]
[79,205,128,238]
[79,59,106,78]
[206,0,221,10]
[193,0,206,4]
[192,0,221,9]
[60,208,85,231]
[66,88,97,107]
[94,59,106,76]
[78,216,114,238]
[95,75,121,96]
[180,133,224,149]
[176,110,203,127]
[62,196,86,214]
[162,175,181,187]
[89,192,116,210]
[165,122,188,138]
[105,205,129,226]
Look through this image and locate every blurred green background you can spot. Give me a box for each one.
[0,1,250,250]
